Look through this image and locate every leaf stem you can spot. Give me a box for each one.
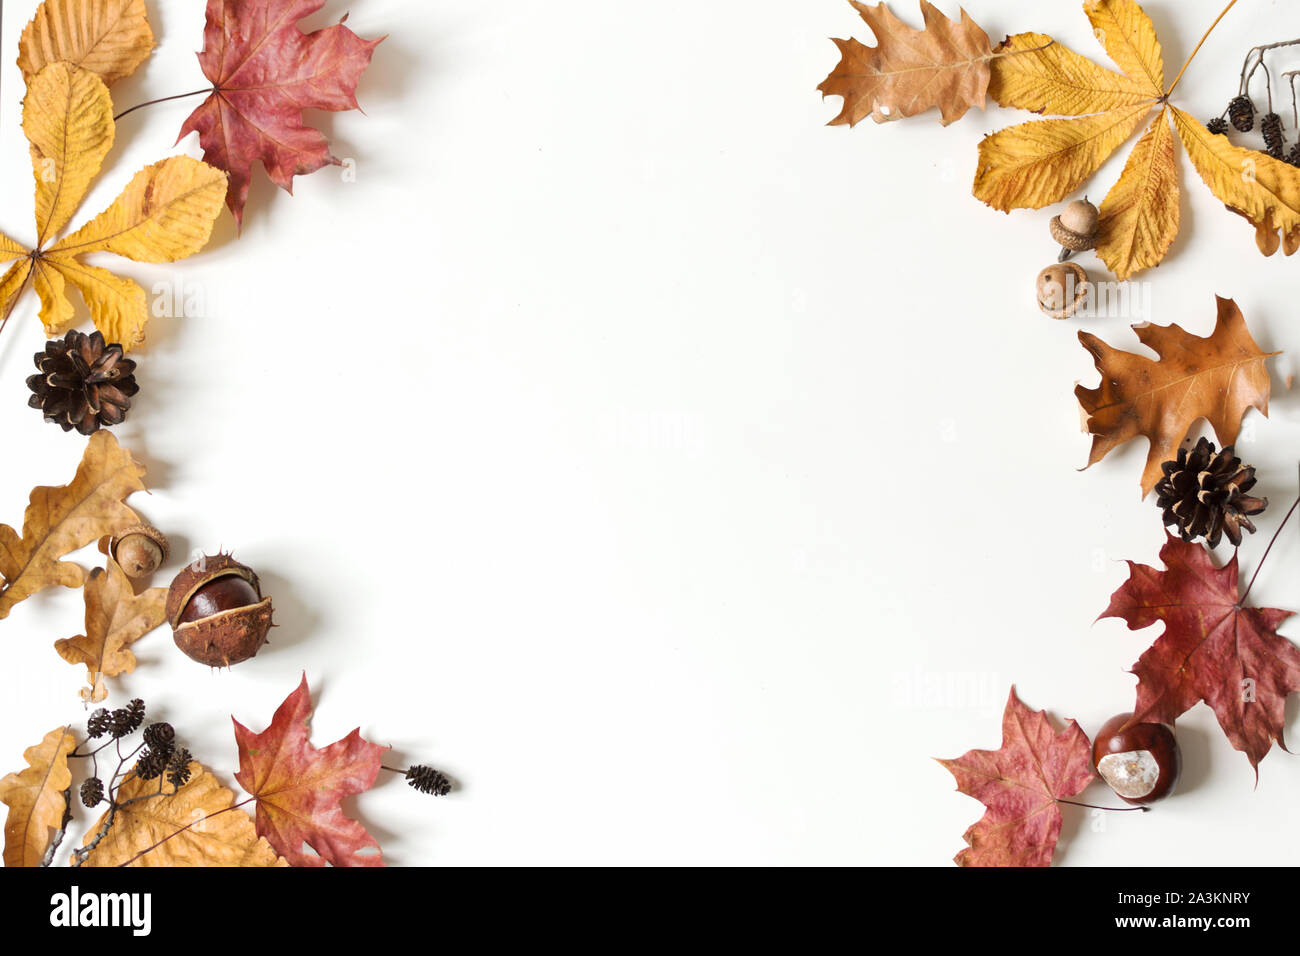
[1167,0,1241,98]
[1239,479,1300,606]
[114,797,256,867]
[1058,799,1149,812]
[113,88,213,123]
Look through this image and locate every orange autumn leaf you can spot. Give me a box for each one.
[80,762,286,867]
[1076,297,1275,497]
[819,1,994,127]
[54,558,167,702]
[18,0,155,86]
[0,726,77,867]
[0,432,146,621]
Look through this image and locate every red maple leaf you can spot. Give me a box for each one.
[178,0,383,227]
[233,674,389,866]
[1100,533,1300,772]
[937,687,1094,867]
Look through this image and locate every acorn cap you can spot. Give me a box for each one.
[1050,215,1097,251]
[165,552,261,629]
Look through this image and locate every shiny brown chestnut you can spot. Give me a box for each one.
[1093,712,1181,805]
[166,553,273,667]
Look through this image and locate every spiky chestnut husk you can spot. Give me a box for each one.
[165,553,273,668]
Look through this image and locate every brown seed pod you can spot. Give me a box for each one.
[166,553,273,667]
[110,524,169,579]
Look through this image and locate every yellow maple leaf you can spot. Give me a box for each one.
[975,0,1300,279]
[0,431,146,620]
[79,762,287,867]
[54,558,167,702]
[0,726,77,867]
[18,0,154,87]
[0,62,226,348]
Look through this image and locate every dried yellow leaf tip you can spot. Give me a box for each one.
[81,763,287,867]
[0,726,77,867]
[1096,108,1179,280]
[819,1,993,127]
[55,559,167,702]
[1076,297,1276,497]
[18,0,155,87]
[0,431,147,621]
[0,63,226,348]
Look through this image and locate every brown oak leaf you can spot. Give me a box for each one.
[1100,534,1300,773]
[80,761,286,867]
[0,726,76,867]
[18,0,155,86]
[1076,296,1275,497]
[234,675,388,866]
[177,0,384,227]
[54,558,167,702]
[937,687,1094,867]
[0,432,146,621]
[819,0,994,127]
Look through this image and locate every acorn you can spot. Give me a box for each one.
[1036,262,1089,319]
[166,553,273,667]
[110,524,168,580]
[1050,198,1100,261]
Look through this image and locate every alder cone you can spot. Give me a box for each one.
[166,553,272,667]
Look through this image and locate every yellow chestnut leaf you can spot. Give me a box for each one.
[18,0,155,87]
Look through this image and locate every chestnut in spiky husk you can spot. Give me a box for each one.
[166,553,273,667]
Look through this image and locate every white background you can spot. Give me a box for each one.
[1,0,1299,866]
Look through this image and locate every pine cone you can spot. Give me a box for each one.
[1155,438,1267,548]
[134,747,167,781]
[26,330,138,435]
[1229,95,1256,132]
[1207,117,1230,135]
[1287,142,1300,167]
[109,699,146,738]
[166,748,193,788]
[405,765,452,796]
[86,708,111,739]
[1262,112,1285,154]
[80,777,104,807]
[142,722,175,757]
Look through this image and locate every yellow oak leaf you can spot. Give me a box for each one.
[18,0,154,86]
[1096,108,1180,279]
[80,762,287,867]
[54,559,167,702]
[818,1,994,127]
[975,0,1300,275]
[0,726,77,867]
[0,62,226,348]
[1076,297,1275,496]
[0,431,146,621]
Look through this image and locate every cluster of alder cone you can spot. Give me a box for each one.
[0,0,449,868]
[821,0,1300,864]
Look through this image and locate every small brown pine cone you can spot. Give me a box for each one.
[26,330,138,435]
[1154,437,1267,548]
[1262,112,1285,153]
[1229,95,1256,132]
